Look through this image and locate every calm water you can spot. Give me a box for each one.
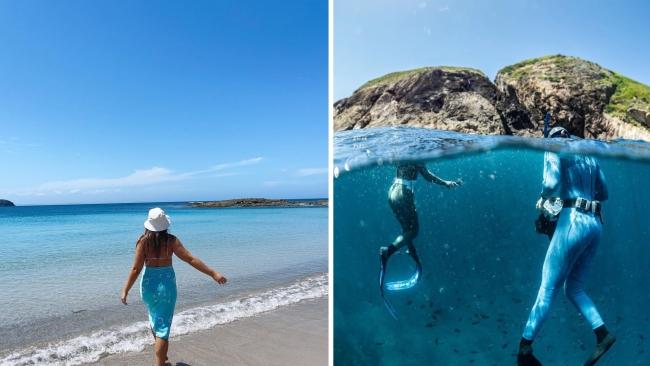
[0,202,327,365]
[334,127,650,365]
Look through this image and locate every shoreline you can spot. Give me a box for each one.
[93,297,328,366]
[0,273,327,365]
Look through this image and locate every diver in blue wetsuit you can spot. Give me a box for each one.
[518,127,615,366]
[378,163,461,317]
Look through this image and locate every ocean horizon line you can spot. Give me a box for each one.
[0,197,329,208]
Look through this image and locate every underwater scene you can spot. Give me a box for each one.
[333,127,650,365]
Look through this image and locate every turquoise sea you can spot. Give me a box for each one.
[334,127,650,365]
[0,202,327,365]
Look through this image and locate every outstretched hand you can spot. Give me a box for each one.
[446,179,462,188]
[213,272,227,285]
[120,289,128,305]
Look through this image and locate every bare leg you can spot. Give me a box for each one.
[153,337,169,366]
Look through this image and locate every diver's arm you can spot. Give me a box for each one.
[120,240,145,305]
[173,239,227,284]
[595,166,608,201]
[418,164,461,188]
[540,152,561,198]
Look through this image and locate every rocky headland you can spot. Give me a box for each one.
[0,199,15,207]
[189,198,328,208]
[334,55,650,141]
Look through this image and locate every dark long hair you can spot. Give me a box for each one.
[137,229,175,259]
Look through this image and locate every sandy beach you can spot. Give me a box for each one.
[92,297,328,366]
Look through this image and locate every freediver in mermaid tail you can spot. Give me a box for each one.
[518,127,615,366]
[120,208,227,366]
[379,162,461,318]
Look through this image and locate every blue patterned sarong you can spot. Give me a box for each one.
[140,266,177,340]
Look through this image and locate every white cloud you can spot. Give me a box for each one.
[439,5,449,12]
[296,167,328,176]
[179,157,263,178]
[38,167,177,191]
[7,157,263,197]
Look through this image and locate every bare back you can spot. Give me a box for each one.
[139,235,176,267]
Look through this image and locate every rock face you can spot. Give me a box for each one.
[189,198,327,208]
[334,67,534,135]
[0,199,15,207]
[496,55,650,140]
[628,108,650,127]
[335,55,650,141]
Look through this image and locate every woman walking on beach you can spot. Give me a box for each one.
[120,208,227,366]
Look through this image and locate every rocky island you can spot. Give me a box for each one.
[189,198,328,208]
[334,55,650,141]
[0,199,15,207]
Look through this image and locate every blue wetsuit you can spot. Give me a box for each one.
[523,152,608,340]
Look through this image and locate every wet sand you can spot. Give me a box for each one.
[93,297,327,366]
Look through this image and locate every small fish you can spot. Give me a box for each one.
[72,309,87,314]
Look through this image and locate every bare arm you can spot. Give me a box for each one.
[173,238,227,284]
[120,240,145,305]
[417,164,461,188]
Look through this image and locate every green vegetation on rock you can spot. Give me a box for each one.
[499,55,558,78]
[498,54,606,81]
[360,66,485,90]
[605,73,650,120]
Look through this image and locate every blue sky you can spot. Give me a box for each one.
[0,0,328,205]
[335,0,650,100]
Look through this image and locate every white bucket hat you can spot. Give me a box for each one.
[144,207,171,232]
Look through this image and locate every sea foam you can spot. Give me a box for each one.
[0,274,327,366]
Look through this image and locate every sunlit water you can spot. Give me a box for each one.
[334,127,650,365]
[0,202,327,365]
